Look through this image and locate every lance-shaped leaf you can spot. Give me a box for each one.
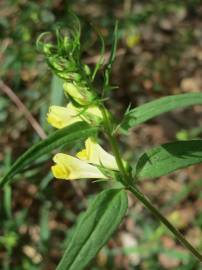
[0,122,97,187]
[56,188,128,270]
[121,93,202,130]
[136,140,202,179]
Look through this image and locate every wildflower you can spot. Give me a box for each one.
[76,137,119,170]
[47,103,102,129]
[47,104,81,129]
[126,34,140,48]
[52,153,107,180]
[63,82,94,105]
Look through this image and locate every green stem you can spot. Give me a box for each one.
[101,104,202,262]
[128,185,202,262]
[101,107,129,185]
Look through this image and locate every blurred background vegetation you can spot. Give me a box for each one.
[0,0,202,269]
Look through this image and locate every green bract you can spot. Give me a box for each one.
[63,82,95,105]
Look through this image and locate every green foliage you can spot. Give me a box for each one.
[56,189,128,270]
[121,93,202,131]
[136,140,202,179]
[37,22,81,81]
[36,16,98,106]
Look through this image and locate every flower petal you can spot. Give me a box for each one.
[76,138,119,170]
[47,103,103,129]
[47,105,81,129]
[52,153,107,180]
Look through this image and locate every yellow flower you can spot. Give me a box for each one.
[126,34,140,48]
[47,103,103,129]
[52,153,107,180]
[76,138,119,170]
[63,82,94,105]
[47,104,81,129]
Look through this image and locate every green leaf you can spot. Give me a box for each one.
[121,93,202,130]
[107,21,118,67]
[56,188,128,270]
[0,122,97,187]
[136,140,202,179]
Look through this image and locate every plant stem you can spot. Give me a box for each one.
[128,184,202,262]
[101,107,129,185]
[101,104,202,262]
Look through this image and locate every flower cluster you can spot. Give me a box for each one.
[37,25,97,107]
[44,28,121,181]
[47,86,120,181]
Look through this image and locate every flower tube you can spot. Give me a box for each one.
[52,153,107,180]
[76,137,119,170]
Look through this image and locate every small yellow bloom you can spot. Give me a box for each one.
[63,82,94,105]
[52,153,107,180]
[76,138,119,170]
[47,104,81,129]
[126,34,140,48]
[47,103,102,129]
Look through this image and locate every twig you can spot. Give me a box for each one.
[0,80,47,139]
[0,80,87,206]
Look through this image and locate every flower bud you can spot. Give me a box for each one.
[47,103,103,129]
[63,82,94,105]
[84,64,91,76]
[43,43,54,55]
